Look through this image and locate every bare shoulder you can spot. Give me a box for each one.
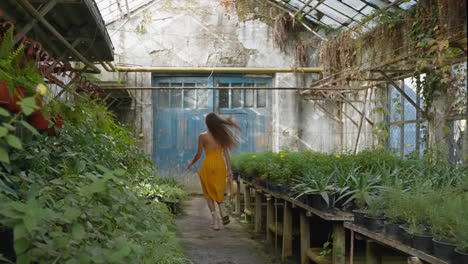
[199,132,207,142]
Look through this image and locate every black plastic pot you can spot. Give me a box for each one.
[412,232,433,254]
[364,215,386,233]
[352,209,366,226]
[259,179,266,188]
[432,238,456,261]
[309,194,330,210]
[398,224,412,246]
[279,184,291,195]
[454,248,468,264]
[0,226,15,262]
[384,222,401,240]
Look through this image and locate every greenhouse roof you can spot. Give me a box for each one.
[271,0,417,31]
[95,0,418,30]
[95,0,153,24]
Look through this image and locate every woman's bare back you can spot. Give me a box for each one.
[200,131,222,150]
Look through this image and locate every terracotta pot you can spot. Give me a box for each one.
[0,82,25,113]
[0,80,10,105]
[27,110,49,131]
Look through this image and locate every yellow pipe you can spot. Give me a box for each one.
[104,64,324,73]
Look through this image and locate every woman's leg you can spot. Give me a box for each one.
[206,198,215,212]
[206,198,220,230]
[217,201,230,225]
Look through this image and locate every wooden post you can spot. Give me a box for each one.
[266,195,274,243]
[244,184,251,221]
[235,179,241,215]
[282,201,293,260]
[366,241,382,264]
[350,230,354,264]
[255,190,262,233]
[300,211,310,264]
[332,222,346,264]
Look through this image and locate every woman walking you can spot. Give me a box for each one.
[187,112,240,230]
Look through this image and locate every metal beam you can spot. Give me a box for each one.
[16,0,101,73]
[28,0,82,3]
[304,0,326,16]
[266,0,326,41]
[294,0,314,16]
[378,70,423,113]
[105,65,324,73]
[102,86,339,90]
[18,0,58,36]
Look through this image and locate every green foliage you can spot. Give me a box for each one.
[233,148,467,246]
[0,97,188,264]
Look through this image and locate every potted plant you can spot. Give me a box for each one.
[363,195,386,233]
[381,188,407,241]
[453,198,468,264]
[404,191,434,254]
[428,196,457,261]
[336,169,382,225]
[292,170,336,211]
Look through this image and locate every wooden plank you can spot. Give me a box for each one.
[235,179,241,215]
[266,195,274,243]
[244,181,353,221]
[307,248,332,264]
[333,223,346,264]
[282,201,293,260]
[244,183,252,221]
[344,222,448,264]
[255,191,262,233]
[300,211,310,264]
[366,241,382,264]
[268,222,284,236]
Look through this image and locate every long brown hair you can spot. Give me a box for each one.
[205,112,241,149]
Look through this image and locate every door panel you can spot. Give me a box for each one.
[153,75,272,171]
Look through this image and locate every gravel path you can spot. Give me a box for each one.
[176,197,275,264]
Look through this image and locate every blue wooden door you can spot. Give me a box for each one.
[153,74,271,170]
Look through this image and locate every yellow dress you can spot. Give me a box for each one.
[199,148,227,203]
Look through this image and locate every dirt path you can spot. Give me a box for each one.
[176,197,274,264]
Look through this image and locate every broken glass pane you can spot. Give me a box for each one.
[171,82,182,108]
[231,83,243,108]
[218,83,229,108]
[183,83,196,109]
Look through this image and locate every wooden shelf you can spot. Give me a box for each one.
[267,223,300,236]
[307,248,333,264]
[241,179,353,222]
[344,222,448,264]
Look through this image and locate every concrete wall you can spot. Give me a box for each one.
[97,0,335,156]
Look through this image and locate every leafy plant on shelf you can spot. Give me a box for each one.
[292,170,336,207]
[335,168,383,210]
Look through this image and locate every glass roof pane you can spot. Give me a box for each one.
[342,0,366,10]
[324,0,359,19]
[320,16,342,28]
[361,5,376,15]
[316,5,350,24]
[399,0,418,9]
[366,0,387,8]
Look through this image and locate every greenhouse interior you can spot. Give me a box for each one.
[0,0,467,263]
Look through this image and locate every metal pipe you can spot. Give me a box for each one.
[16,0,101,73]
[104,65,324,73]
[101,86,355,90]
[100,61,112,72]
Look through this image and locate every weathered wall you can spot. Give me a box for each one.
[97,0,336,156]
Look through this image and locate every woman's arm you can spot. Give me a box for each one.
[187,135,203,169]
[223,148,233,180]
